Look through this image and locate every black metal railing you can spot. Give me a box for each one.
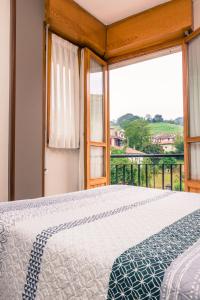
[110,154,184,191]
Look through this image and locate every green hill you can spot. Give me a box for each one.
[149,122,183,136]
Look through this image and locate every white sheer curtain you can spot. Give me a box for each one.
[49,34,80,149]
[188,35,200,179]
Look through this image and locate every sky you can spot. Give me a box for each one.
[109,52,183,122]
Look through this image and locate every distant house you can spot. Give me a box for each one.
[111,145,146,163]
[110,126,125,147]
[125,148,146,163]
[152,134,176,152]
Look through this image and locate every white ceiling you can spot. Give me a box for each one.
[74,0,170,25]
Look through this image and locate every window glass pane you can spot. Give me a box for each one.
[190,143,200,180]
[188,35,200,137]
[90,146,104,178]
[90,58,104,142]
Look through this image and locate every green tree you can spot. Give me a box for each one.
[174,117,183,126]
[140,158,152,186]
[110,148,132,184]
[125,119,151,151]
[159,157,177,170]
[143,143,164,154]
[152,114,164,123]
[175,135,184,153]
[143,143,164,165]
[145,114,152,122]
[117,114,140,128]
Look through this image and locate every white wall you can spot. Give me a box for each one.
[0,0,10,201]
[45,148,79,196]
[193,0,200,29]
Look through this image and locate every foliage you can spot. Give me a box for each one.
[142,144,164,165]
[148,122,183,135]
[111,148,124,155]
[110,148,129,169]
[175,135,184,153]
[174,117,183,126]
[162,117,183,125]
[117,113,140,128]
[110,157,154,186]
[145,114,152,122]
[143,143,164,154]
[159,157,177,170]
[110,113,184,189]
[125,119,151,151]
[173,176,184,191]
[140,158,153,186]
[110,147,130,184]
[152,114,164,123]
[164,119,176,124]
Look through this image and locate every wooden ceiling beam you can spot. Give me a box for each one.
[107,38,184,65]
[106,0,193,60]
[45,0,193,62]
[45,0,107,56]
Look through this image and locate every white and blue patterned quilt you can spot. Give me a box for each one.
[1,185,200,300]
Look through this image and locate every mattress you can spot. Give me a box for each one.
[0,185,200,300]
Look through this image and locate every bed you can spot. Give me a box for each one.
[1,185,200,300]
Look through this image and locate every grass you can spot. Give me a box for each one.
[149,168,184,191]
[148,122,183,136]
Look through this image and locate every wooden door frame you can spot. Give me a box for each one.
[182,42,189,191]
[9,0,16,201]
[84,48,110,189]
[182,28,200,192]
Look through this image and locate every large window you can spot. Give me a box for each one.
[109,50,184,191]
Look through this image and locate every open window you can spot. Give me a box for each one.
[183,30,200,192]
[83,49,110,189]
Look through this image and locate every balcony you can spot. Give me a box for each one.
[110,154,184,191]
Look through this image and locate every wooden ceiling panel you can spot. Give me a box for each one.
[45,0,106,56]
[45,0,193,62]
[106,0,193,59]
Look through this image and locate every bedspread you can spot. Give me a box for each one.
[1,185,200,300]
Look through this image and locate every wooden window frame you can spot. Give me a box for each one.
[46,31,52,145]
[182,28,200,192]
[44,18,200,192]
[84,48,110,189]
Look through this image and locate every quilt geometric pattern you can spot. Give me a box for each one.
[107,209,200,300]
